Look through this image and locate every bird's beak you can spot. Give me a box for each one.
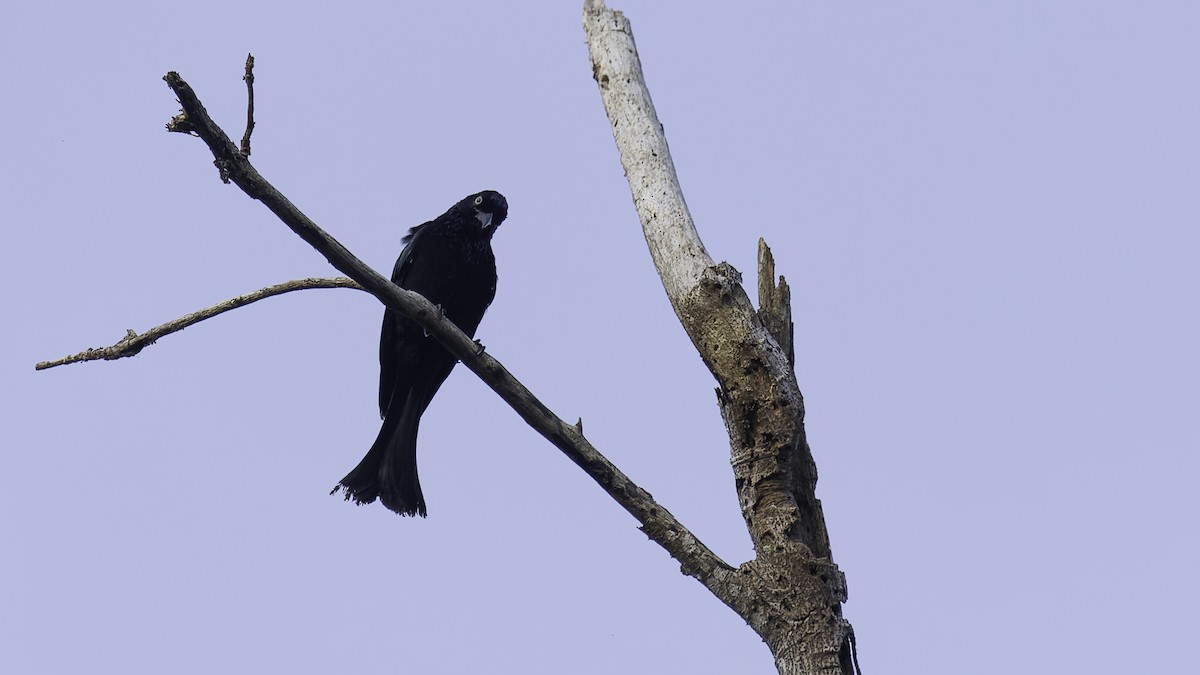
[475,210,493,229]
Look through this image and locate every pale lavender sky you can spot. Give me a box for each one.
[5,2,1198,673]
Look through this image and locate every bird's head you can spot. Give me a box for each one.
[464,190,508,231]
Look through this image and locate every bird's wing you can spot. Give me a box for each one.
[378,223,427,418]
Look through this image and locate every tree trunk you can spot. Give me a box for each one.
[583,2,858,672]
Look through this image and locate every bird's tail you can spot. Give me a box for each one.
[332,393,427,517]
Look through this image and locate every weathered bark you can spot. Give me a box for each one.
[583,2,856,672]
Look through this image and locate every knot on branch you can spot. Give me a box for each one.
[739,553,848,619]
[115,329,147,358]
[801,558,848,606]
[214,158,235,184]
[698,262,743,301]
[166,112,196,135]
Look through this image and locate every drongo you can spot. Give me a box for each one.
[333,190,508,517]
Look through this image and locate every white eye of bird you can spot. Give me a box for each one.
[473,195,484,206]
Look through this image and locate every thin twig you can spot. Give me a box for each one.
[240,53,255,156]
[35,277,363,370]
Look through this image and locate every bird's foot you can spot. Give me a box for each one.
[423,305,447,338]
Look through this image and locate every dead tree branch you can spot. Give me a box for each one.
[584,1,855,673]
[35,8,859,670]
[240,53,255,156]
[35,277,363,371]
[132,66,740,601]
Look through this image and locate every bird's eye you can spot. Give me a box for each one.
[473,195,484,206]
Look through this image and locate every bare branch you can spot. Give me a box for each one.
[584,0,815,551]
[757,239,794,367]
[155,68,740,601]
[35,277,363,371]
[585,2,854,671]
[582,1,711,310]
[240,53,255,156]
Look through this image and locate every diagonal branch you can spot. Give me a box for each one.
[35,277,363,371]
[154,68,744,604]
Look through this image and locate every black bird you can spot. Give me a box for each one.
[334,190,508,517]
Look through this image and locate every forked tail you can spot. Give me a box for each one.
[333,392,426,517]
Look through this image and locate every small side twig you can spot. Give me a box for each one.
[35,277,363,370]
[240,53,255,156]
